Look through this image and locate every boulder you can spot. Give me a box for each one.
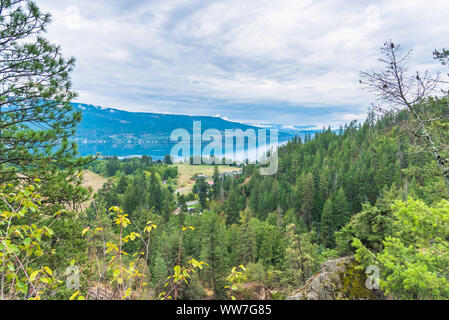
[286,256,384,300]
[235,282,268,300]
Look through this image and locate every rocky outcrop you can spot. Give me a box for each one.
[286,256,384,300]
[233,282,268,300]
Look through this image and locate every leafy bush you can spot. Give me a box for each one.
[353,198,449,299]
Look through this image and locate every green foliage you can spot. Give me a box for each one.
[335,202,394,255]
[193,176,208,209]
[0,0,93,206]
[87,166,176,222]
[0,41,443,300]
[81,206,160,300]
[90,156,177,179]
[283,224,321,288]
[353,199,449,299]
[224,265,247,300]
[434,48,449,65]
[236,209,256,265]
[160,258,208,300]
[66,101,449,300]
[225,181,244,225]
[212,165,221,199]
[163,155,173,165]
[245,262,266,284]
[321,199,334,247]
[0,182,62,299]
[200,211,229,299]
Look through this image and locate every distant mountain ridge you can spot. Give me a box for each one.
[72,102,319,158]
[73,103,261,142]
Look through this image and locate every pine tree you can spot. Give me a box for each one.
[284,224,320,285]
[0,0,92,206]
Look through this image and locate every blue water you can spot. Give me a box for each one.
[77,138,290,161]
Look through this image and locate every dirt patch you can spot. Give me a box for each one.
[80,170,108,209]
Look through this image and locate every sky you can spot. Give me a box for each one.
[37,0,449,127]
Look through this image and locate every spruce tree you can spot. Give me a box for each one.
[320,199,335,247]
[333,187,351,228]
[299,173,315,226]
[225,182,240,225]
[200,211,228,299]
[212,165,220,198]
[237,208,256,264]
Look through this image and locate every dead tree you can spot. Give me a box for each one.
[360,41,449,195]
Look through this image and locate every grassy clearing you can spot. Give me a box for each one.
[174,164,241,195]
[82,170,108,192]
[80,170,108,209]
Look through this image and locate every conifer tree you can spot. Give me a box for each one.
[321,199,335,247]
[0,0,92,206]
[299,173,315,226]
[360,41,449,194]
[237,208,256,264]
[200,211,228,299]
[212,165,220,198]
[226,182,240,225]
[333,187,351,228]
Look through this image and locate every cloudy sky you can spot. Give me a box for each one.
[37,0,449,127]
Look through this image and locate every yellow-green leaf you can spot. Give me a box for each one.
[69,291,80,300]
[30,270,40,281]
[82,228,90,237]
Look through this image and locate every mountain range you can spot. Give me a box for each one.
[72,103,319,158]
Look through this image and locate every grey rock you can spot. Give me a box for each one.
[286,256,383,300]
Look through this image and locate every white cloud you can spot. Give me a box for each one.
[64,5,84,30]
[35,0,449,125]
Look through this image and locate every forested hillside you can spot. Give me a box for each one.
[74,101,447,300]
[73,103,258,142]
[1,0,448,301]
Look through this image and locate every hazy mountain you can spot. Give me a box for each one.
[72,103,315,158]
[74,103,260,141]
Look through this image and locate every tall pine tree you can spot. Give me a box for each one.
[0,0,92,207]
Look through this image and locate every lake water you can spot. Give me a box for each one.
[78,138,289,162]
